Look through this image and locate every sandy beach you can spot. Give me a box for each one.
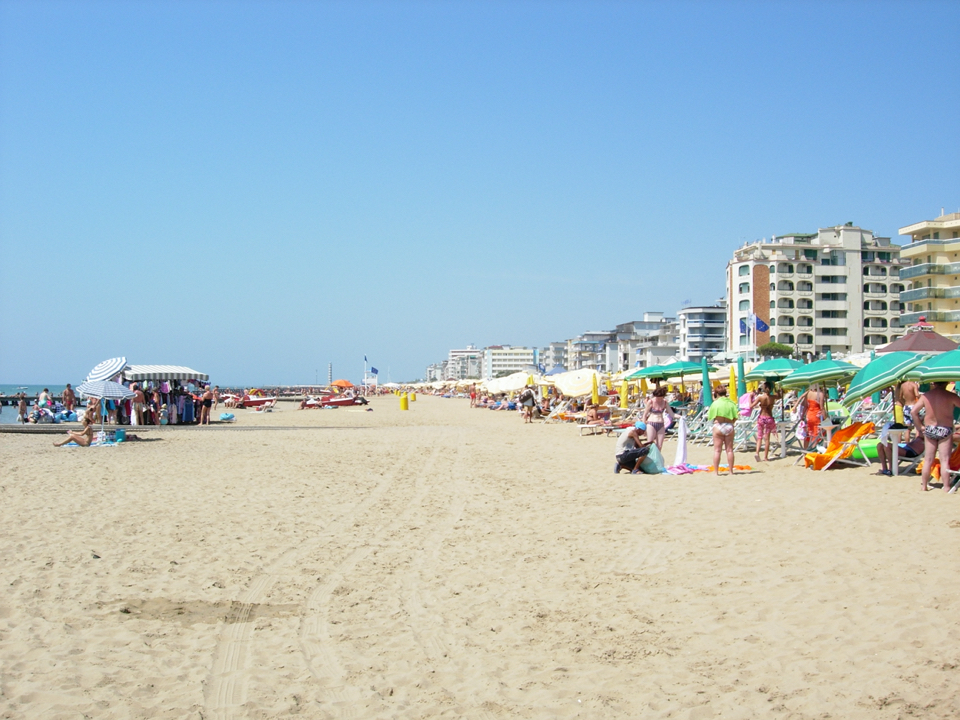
[1,395,958,719]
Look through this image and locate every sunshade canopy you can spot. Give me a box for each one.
[548,368,600,398]
[545,365,567,376]
[626,360,714,381]
[780,358,859,389]
[331,379,354,388]
[842,352,928,406]
[123,365,209,381]
[86,357,128,382]
[904,349,960,382]
[743,358,804,381]
[877,327,958,355]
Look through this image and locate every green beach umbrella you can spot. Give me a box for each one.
[736,356,747,396]
[780,357,859,390]
[625,364,670,381]
[842,352,928,406]
[700,357,713,406]
[743,358,803,381]
[903,349,960,383]
[627,360,715,382]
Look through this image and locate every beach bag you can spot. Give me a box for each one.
[639,445,668,474]
[219,413,235,422]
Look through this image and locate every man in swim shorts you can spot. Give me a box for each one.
[913,381,960,492]
[751,382,777,462]
[708,387,739,476]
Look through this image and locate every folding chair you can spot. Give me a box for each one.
[803,422,876,471]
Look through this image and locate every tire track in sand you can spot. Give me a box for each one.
[203,440,420,720]
[297,429,459,717]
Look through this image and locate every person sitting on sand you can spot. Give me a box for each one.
[614,421,652,474]
[875,433,925,477]
[53,409,96,447]
[708,387,738,476]
[912,382,960,492]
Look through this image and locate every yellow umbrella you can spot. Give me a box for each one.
[591,372,600,405]
[619,381,628,409]
[729,366,738,403]
[639,378,648,394]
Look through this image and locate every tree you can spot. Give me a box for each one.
[757,341,794,358]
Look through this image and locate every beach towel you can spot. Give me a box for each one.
[802,422,875,470]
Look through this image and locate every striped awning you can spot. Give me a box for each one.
[123,365,209,382]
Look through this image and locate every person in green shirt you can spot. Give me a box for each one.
[708,387,739,475]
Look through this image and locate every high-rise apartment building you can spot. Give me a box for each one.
[898,211,960,339]
[678,304,726,362]
[481,346,537,379]
[726,224,905,356]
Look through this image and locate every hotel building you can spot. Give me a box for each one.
[726,224,905,356]
[898,211,960,339]
[678,304,727,362]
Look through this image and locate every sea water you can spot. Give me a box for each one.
[0,384,69,424]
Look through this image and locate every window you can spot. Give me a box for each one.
[797,333,813,345]
[821,250,845,266]
[779,317,794,327]
[769,317,776,326]
[778,281,794,291]
[778,334,795,344]
[797,316,813,327]
[739,335,750,347]
[797,298,813,309]
[738,282,749,294]
[818,275,846,284]
[739,300,750,311]
[818,328,848,336]
[803,249,817,260]
[878,251,891,261]
[778,298,794,309]
[818,310,847,319]
[797,263,813,274]
[770,300,776,309]
[797,281,813,292]
[738,265,750,276]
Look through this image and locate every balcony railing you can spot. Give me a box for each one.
[899,262,960,280]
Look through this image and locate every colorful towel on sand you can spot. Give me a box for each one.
[666,463,753,474]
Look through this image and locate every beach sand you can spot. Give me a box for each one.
[1,395,958,719]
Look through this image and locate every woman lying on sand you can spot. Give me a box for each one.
[53,410,95,447]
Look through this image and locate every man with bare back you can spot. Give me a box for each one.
[912,382,960,493]
[899,379,920,440]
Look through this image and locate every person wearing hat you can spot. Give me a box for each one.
[614,421,652,474]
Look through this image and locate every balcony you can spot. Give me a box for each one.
[684,318,725,328]
[899,261,960,280]
[899,285,960,302]
[900,310,960,324]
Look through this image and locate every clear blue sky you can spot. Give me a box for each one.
[2,0,957,384]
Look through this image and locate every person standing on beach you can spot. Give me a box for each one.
[751,383,777,462]
[62,384,76,413]
[131,384,145,425]
[17,393,27,423]
[802,384,825,449]
[200,386,214,425]
[708,387,738,475]
[38,388,51,408]
[913,382,960,492]
[518,385,536,423]
[212,386,220,411]
[898,379,920,440]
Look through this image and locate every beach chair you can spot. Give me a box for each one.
[732,410,759,452]
[541,399,571,424]
[802,422,876,471]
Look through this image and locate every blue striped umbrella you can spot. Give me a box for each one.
[86,357,127,382]
[76,380,136,400]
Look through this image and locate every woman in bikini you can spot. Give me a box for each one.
[53,409,96,447]
[643,386,675,451]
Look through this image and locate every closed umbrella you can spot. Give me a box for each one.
[729,366,738,403]
[736,356,747,397]
[76,379,136,438]
[903,349,960,383]
[842,352,927,406]
[619,381,628,409]
[86,357,127,382]
[700,357,713,406]
[591,372,600,406]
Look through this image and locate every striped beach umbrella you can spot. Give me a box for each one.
[903,349,960,383]
[780,357,859,390]
[85,357,127,382]
[842,352,927,406]
[743,358,803,381]
[76,380,136,437]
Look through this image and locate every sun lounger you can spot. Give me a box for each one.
[802,422,876,471]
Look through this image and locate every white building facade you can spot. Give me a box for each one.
[726,224,905,357]
[678,304,726,362]
[481,346,537,379]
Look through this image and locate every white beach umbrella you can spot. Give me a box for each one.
[86,357,128,382]
[76,380,136,438]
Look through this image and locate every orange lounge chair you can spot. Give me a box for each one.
[803,422,876,471]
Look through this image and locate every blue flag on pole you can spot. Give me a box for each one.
[370,367,379,375]
[755,317,770,333]
[739,318,747,334]
[364,355,368,362]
